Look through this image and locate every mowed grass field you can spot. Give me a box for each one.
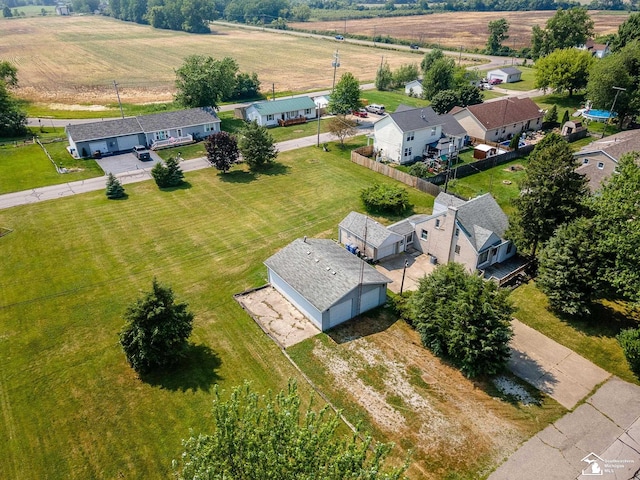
[0,16,422,105]
[291,10,628,51]
[0,140,438,479]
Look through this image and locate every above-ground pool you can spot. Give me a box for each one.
[583,109,617,122]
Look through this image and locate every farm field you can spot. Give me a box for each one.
[0,16,422,106]
[0,139,439,479]
[290,10,628,51]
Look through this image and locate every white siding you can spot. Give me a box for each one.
[329,299,352,329]
[360,287,382,313]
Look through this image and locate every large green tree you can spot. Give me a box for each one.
[422,57,455,100]
[0,60,18,87]
[119,279,194,374]
[531,7,594,59]
[0,62,27,138]
[586,41,640,126]
[408,263,514,378]
[507,134,588,257]
[328,72,361,115]
[420,48,444,75]
[238,120,277,171]
[486,18,510,55]
[375,63,393,91]
[535,48,594,96]
[174,382,406,480]
[537,218,601,316]
[174,55,239,108]
[612,12,640,52]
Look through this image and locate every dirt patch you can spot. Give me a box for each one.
[504,164,525,172]
[291,11,628,51]
[47,103,113,111]
[298,314,554,478]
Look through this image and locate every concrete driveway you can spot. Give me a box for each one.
[375,251,437,294]
[95,151,162,175]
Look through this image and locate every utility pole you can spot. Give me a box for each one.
[332,50,340,92]
[113,81,124,119]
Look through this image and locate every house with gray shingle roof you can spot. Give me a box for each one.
[373,105,467,165]
[573,129,640,192]
[264,238,392,331]
[338,212,405,262]
[65,107,220,158]
[452,97,542,143]
[244,96,317,127]
[388,192,515,273]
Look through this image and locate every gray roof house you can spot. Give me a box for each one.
[487,67,522,83]
[244,96,317,127]
[373,105,467,164]
[264,238,392,331]
[388,192,522,283]
[338,212,405,262]
[66,107,220,158]
[574,129,640,191]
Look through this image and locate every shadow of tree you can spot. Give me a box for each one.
[556,301,639,339]
[219,170,257,183]
[327,308,398,345]
[506,348,559,397]
[108,193,129,201]
[259,162,290,176]
[160,181,192,191]
[140,344,222,392]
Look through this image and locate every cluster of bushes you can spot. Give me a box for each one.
[360,183,410,215]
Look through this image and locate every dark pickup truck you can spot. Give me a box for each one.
[132,145,151,161]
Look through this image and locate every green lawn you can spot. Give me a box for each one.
[498,66,537,92]
[0,138,436,479]
[0,139,103,195]
[361,89,429,112]
[511,282,639,384]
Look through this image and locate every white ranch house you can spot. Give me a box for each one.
[264,238,391,331]
[65,107,220,158]
[244,96,317,127]
[404,80,423,97]
[373,105,467,165]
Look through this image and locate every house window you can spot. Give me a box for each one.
[597,162,605,169]
[495,130,499,136]
[404,147,412,157]
[507,243,513,254]
[431,127,437,136]
[305,109,312,115]
[455,227,459,236]
[421,229,428,240]
[267,114,274,121]
[155,131,167,140]
[455,245,460,254]
[583,158,589,164]
[204,123,216,132]
[406,131,415,142]
[435,219,441,229]
[478,250,489,264]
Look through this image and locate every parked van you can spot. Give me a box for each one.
[366,104,386,115]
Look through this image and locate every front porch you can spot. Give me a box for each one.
[150,134,194,150]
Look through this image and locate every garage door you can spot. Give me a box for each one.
[89,141,108,154]
[360,287,381,314]
[117,135,141,152]
[377,242,397,260]
[328,299,352,329]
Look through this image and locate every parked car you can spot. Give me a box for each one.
[335,35,344,41]
[409,44,420,50]
[479,82,493,90]
[365,104,386,115]
[132,145,151,161]
[352,108,368,118]
[489,78,503,85]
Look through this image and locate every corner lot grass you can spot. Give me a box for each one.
[511,282,639,384]
[497,66,536,92]
[0,141,103,194]
[0,139,435,479]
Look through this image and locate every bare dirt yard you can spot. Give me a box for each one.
[290,10,628,51]
[288,312,566,479]
[0,16,421,105]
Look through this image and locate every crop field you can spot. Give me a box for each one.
[290,10,628,51]
[0,16,422,106]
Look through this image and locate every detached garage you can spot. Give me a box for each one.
[264,238,392,332]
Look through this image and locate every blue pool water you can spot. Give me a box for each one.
[583,109,616,121]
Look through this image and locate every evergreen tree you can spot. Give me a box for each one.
[375,63,393,91]
[507,134,588,256]
[561,109,570,124]
[151,157,184,188]
[238,120,277,171]
[119,279,194,374]
[409,263,514,377]
[105,172,125,199]
[544,104,558,124]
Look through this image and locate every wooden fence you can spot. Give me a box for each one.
[351,147,443,197]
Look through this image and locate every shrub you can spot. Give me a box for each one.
[360,183,410,214]
[618,328,640,377]
[409,161,431,178]
[151,157,184,188]
[105,172,125,199]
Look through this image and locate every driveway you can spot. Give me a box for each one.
[95,151,163,175]
[490,377,640,480]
